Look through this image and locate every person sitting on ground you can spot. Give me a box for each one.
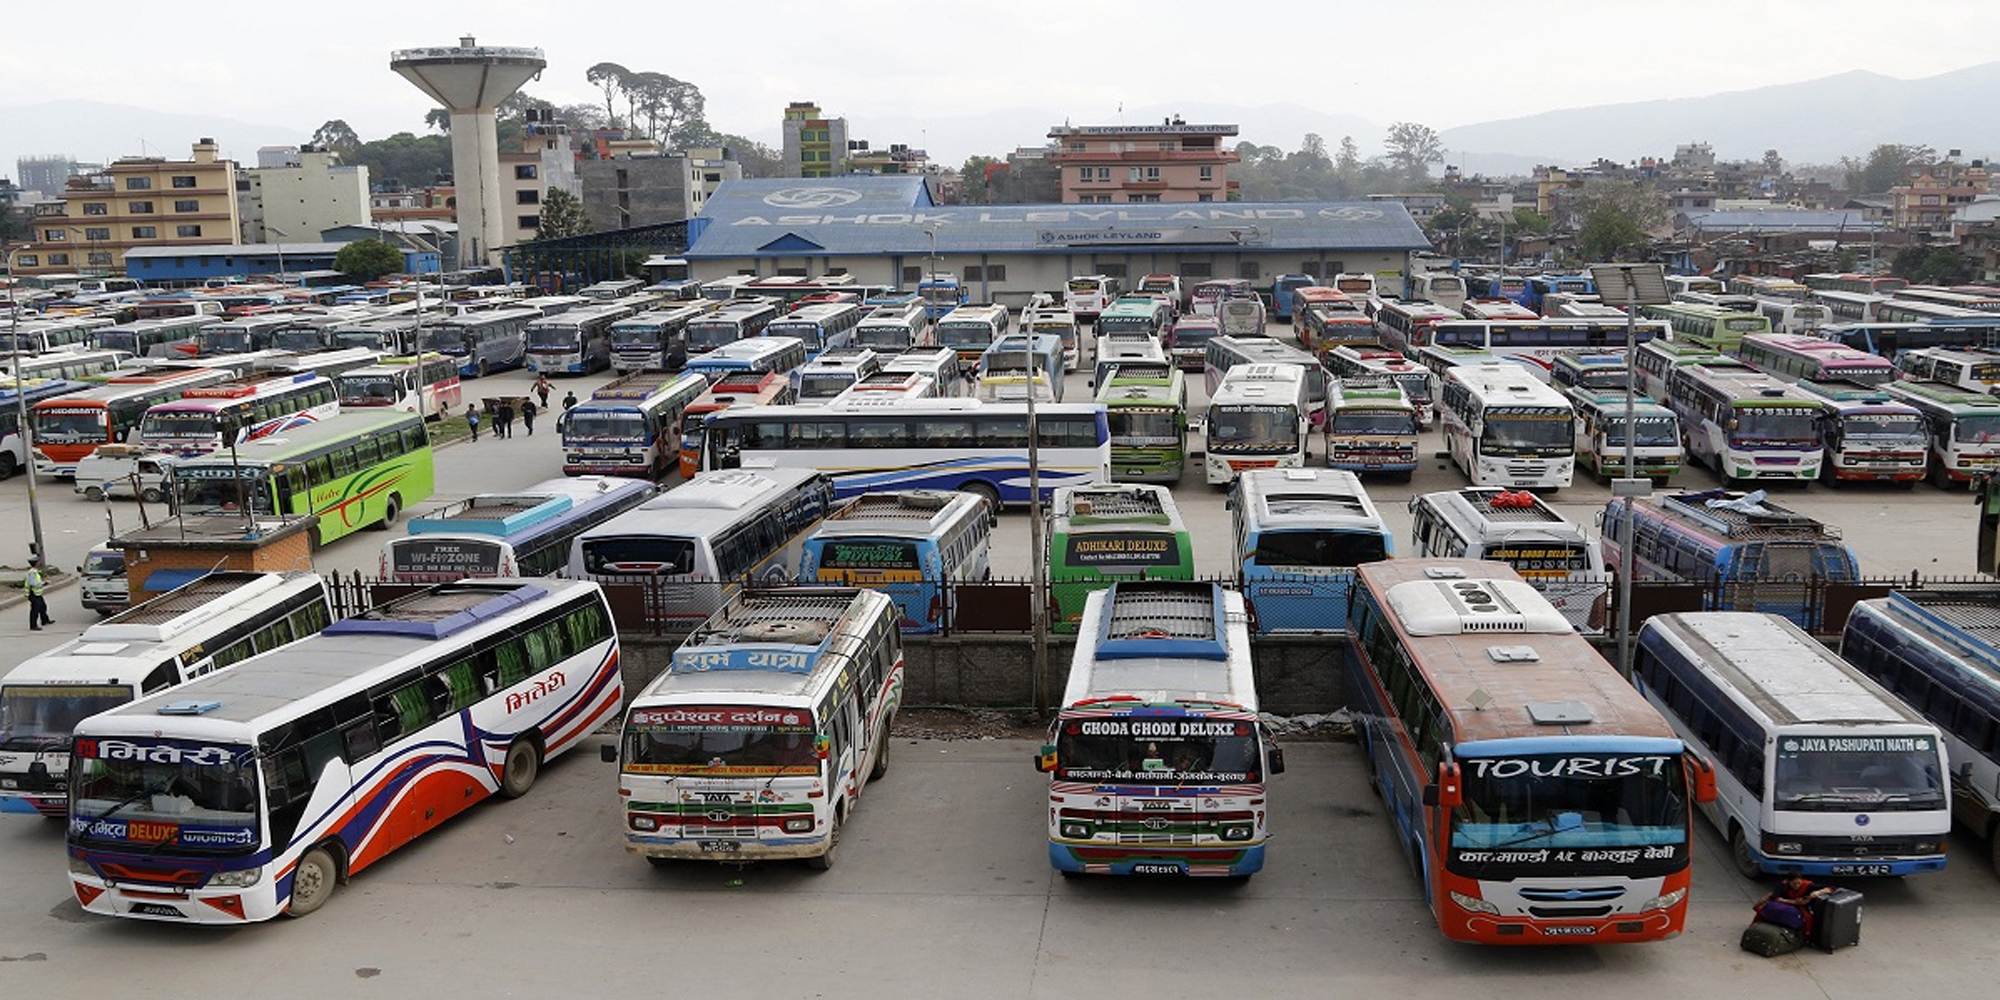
[1754,872,1832,933]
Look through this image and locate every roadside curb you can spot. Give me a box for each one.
[0,573,77,611]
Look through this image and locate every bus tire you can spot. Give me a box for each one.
[645,855,675,869]
[83,485,104,501]
[1989,820,2000,876]
[285,845,340,918]
[1728,825,1762,879]
[806,809,841,871]
[869,723,893,781]
[499,736,542,799]
[376,495,401,530]
[958,480,1002,513]
[0,453,15,479]
[477,359,491,379]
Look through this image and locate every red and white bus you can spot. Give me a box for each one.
[334,352,464,419]
[678,370,796,477]
[30,368,231,476]
[1346,558,1715,944]
[1371,300,1461,355]
[136,372,341,459]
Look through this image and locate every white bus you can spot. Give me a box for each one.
[1064,274,1121,320]
[1202,334,1329,426]
[1438,362,1576,489]
[608,587,903,869]
[1637,612,1950,879]
[558,371,708,478]
[853,301,932,352]
[1428,318,1668,380]
[1204,363,1311,485]
[881,347,966,397]
[828,370,939,406]
[0,572,332,817]
[1034,581,1281,878]
[700,397,1111,509]
[765,302,865,359]
[684,300,779,356]
[570,468,838,627]
[1567,388,1684,485]
[526,302,629,375]
[136,372,341,459]
[66,578,620,922]
[1407,487,1608,633]
[383,476,659,582]
[1664,363,1826,485]
[608,302,714,374]
[683,335,809,384]
[335,352,463,419]
[935,303,1013,368]
[791,347,884,405]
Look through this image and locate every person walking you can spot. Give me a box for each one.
[535,374,553,410]
[522,398,538,436]
[466,407,481,441]
[563,390,578,412]
[24,555,52,630]
[496,400,515,439]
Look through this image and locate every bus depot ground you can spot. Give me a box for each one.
[0,350,1993,998]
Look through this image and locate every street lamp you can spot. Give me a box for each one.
[4,243,50,566]
[1587,263,1669,677]
[266,225,290,281]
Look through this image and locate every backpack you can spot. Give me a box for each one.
[1741,919,1805,957]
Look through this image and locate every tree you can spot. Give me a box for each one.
[1336,136,1361,174]
[346,131,452,191]
[1891,245,1974,285]
[1762,148,1785,175]
[536,189,591,239]
[1571,180,1667,261]
[334,238,404,281]
[626,71,703,142]
[1843,143,1936,195]
[958,155,1000,203]
[310,119,362,156]
[1383,122,1444,180]
[424,108,451,133]
[586,62,629,127]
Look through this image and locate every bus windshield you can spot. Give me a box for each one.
[1841,413,1925,443]
[685,323,740,353]
[798,373,854,400]
[140,412,218,439]
[1252,529,1388,568]
[1053,717,1262,784]
[1955,415,2000,444]
[1450,752,1689,855]
[1604,416,1682,449]
[33,410,108,443]
[581,537,696,576]
[1108,408,1181,445]
[1772,734,1944,812]
[420,329,462,352]
[1330,409,1419,436]
[1479,410,1572,456]
[527,326,578,349]
[610,326,658,347]
[624,706,820,774]
[1731,407,1820,447]
[1208,404,1299,453]
[937,323,993,348]
[176,469,274,515]
[69,739,261,855]
[563,411,646,442]
[0,684,131,744]
[855,325,911,349]
[202,331,254,354]
[273,330,326,352]
[338,374,402,405]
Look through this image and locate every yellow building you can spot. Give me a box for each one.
[21,138,240,276]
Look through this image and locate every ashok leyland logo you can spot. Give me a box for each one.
[763,187,863,209]
[1318,206,1386,222]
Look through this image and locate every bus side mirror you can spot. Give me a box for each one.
[1688,753,1718,804]
[1424,761,1463,809]
[1034,744,1057,773]
[600,744,618,763]
[1268,747,1285,775]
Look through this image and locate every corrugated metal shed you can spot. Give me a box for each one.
[1682,210,1887,233]
[685,177,1428,259]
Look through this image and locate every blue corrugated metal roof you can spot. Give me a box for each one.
[1682,210,1886,232]
[685,178,1428,258]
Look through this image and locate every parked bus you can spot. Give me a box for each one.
[1792,379,1930,485]
[1326,343,1436,429]
[570,468,837,626]
[1665,363,1826,485]
[1636,612,1949,878]
[192,315,296,357]
[976,333,1065,402]
[609,587,900,868]
[67,578,618,921]
[1882,380,2000,488]
[1136,273,1185,311]
[765,302,865,360]
[1372,299,1461,355]
[915,272,967,321]
[1324,375,1419,479]
[1203,334,1329,425]
[882,347,966,397]
[1205,363,1311,485]
[1188,278,1254,318]
[421,306,537,378]
[578,277,645,301]
[1755,297,1832,335]
[1813,289,1886,325]
[1097,296,1172,343]
[1640,302,1771,353]
[853,301,932,352]
[683,300,780,358]
[1411,272,1469,313]
[0,347,130,384]
[800,490,994,634]
[828,370,939,407]
[701,397,1109,508]
[1631,338,1741,401]
[1894,346,2000,394]
[335,352,462,419]
[135,373,339,459]
[330,316,424,356]
[1292,286,1373,354]
[171,410,436,545]
[1439,362,1576,490]
[683,335,810,384]
[1064,275,1121,320]
[1429,318,1666,378]
[93,316,217,359]
[1268,274,1315,321]
[1549,352,1629,392]
[1739,333,1894,386]
[1893,286,2000,312]
[1461,298,1540,322]
[1842,590,2000,872]
[0,572,332,817]
[1822,319,2000,359]
[1345,558,1712,944]
[1568,389,1684,485]
[1407,487,1609,633]
[792,347,884,405]
[525,303,627,375]
[555,371,706,479]
[677,371,797,477]
[384,476,658,582]
[30,368,231,477]
[1803,273,1908,296]
[1035,581,1282,878]
[1163,315,1223,373]
[1728,275,1813,302]
[0,378,88,479]
[1097,363,1187,483]
[1599,489,1860,627]
[1524,275,1596,314]
[935,303,1012,368]
[607,302,709,374]
[1226,467,1390,633]
[1046,483,1194,631]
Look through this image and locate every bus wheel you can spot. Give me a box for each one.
[83,485,104,502]
[286,846,339,917]
[499,737,541,799]
[477,359,491,379]
[1728,826,1762,879]
[0,453,14,479]
[806,811,841,871]
[869,722,893,781]
[376,495,402,530]
[958,480,1002,513]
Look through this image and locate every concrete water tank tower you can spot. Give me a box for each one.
[391,37,546,269]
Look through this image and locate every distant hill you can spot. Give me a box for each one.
[1441,62,2000,170]
[1,99,303,192]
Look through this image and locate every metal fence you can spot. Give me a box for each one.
[320,570,2000,641]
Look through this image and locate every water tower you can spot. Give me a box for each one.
[391,37,545,269]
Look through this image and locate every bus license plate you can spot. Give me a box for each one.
[698,840,741,854]
[1830,863,1892,876]
[1130,863,1183,875]
[1541,925,1597,937]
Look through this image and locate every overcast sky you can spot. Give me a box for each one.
[5,0,1999,166]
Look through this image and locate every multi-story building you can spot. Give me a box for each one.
[1047,117,1238,204]
[579,145,742,231]
[238,146,372,244]
[19,138,238,276]
[781,101,849,179]
[847,142,929,176]
[500,108,582,245]
[1890,155,1993,231]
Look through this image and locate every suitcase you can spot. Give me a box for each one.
[1810,888,1864,951]
[1741,919,1805,957]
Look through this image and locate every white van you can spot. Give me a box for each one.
[1406,486,1609,634]
[72,444,173,503]
[77,541,127,616]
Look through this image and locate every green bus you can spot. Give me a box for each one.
[1046,482,1195,633]
[1094,361,1186,483]
[1638,302,1772,354]
[170,410,437,546]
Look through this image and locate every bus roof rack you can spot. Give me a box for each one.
[326,581,549,640]
[1658,489,1839,540]
[1094,582,1228,661]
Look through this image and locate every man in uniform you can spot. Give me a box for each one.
[24,555,52,630]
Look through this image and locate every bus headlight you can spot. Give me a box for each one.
[782,817,814,833]
[1061,822,1092,839]
[68,856,94,876]
[1221,824,1253,842]
[1914,840,1943,854]
[209,868,261,888]
[1772,840,1803,855]
[630,815,658,831]
[1639,887,1686,912]
[1448,890,1500,915]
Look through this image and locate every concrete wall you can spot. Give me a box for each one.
[618,633,1351,715]
[580,157,694,233]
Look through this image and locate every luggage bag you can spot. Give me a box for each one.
[1741,919,1806,957]
[1810,888,1863,951]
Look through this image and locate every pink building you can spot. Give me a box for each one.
[1048,117,1239,204]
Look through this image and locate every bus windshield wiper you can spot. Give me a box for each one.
[1485,811,1586,850]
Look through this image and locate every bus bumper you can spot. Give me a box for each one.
[0,791,65,816]
[1455,910,1680,944]
[1049,841,1265,877]
[624,834,830,862]
[70,875,279,923]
